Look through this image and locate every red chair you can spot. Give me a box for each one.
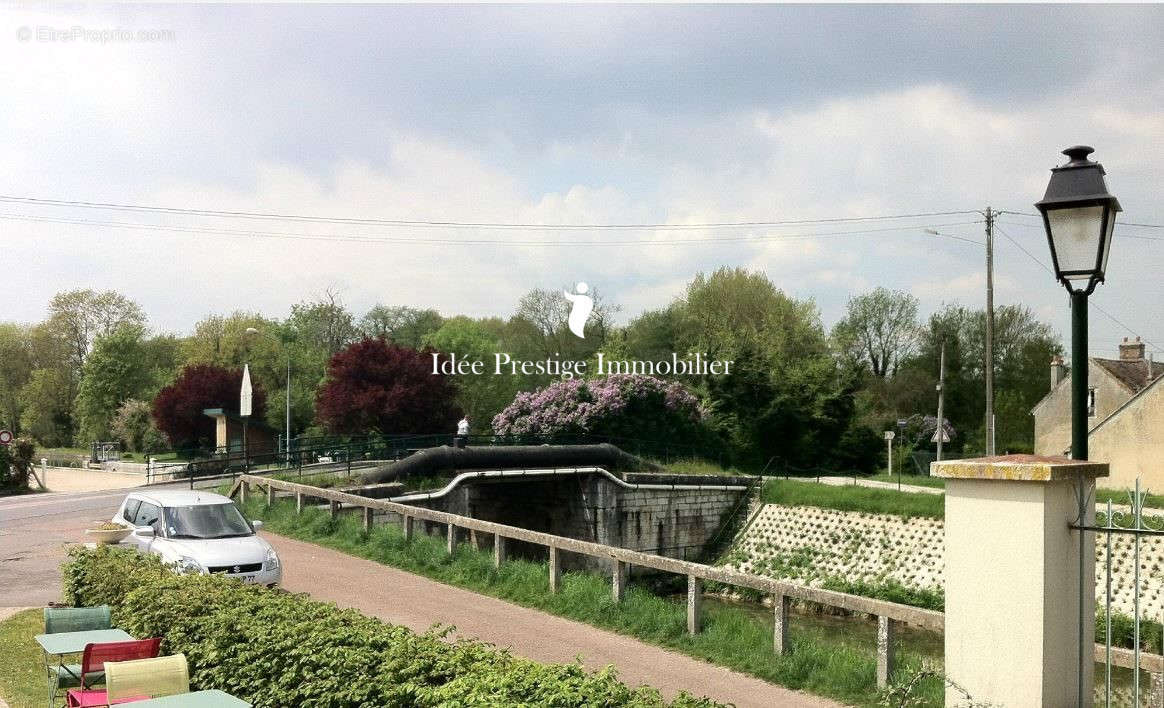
[65,638,162,707]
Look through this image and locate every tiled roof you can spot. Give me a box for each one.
[1093,358,1164,393]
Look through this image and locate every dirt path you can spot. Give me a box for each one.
[267,533,840,708]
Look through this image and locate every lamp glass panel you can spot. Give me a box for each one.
[1048,205,1104,279]
[1099,206,1115,274]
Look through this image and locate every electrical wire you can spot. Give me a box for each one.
[0,211,986,247]
[0,194,981,231]
[994,221,1163,353]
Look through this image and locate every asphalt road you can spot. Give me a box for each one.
[1,487,837,708]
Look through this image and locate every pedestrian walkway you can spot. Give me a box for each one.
[267,533,839,708]
[814,476,944,495]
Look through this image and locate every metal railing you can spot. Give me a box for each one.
[1072,478,1164,707]
[233,473,1164,693]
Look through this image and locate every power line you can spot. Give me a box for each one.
[994,221,1163,353]
[0,212,986,248]
[999,209,1164,232]
[0,194,981,231]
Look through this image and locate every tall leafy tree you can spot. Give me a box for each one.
[46,289,146,377]
[359,305,444,349]
[74,324,153,442]
[19,368,74,446]
[315,339,461,436]
[153,365,267,449]
[832,287,920,378]
[422,317,523,433]
[0,323,33,433]
[289,290,357,358]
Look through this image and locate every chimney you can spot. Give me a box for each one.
[1120,336,1146,361]
[1050,355,1066,390]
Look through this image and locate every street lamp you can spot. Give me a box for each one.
[1035,145,1122,461]
[246,327,293,466]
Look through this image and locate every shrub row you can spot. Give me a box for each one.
[63,547,723,708]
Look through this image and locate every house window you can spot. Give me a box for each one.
[1088,387,1096,418]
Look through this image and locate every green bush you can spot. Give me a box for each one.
[62,547,722,708]
[0,437,36,490]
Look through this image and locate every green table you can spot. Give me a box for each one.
[126,690,252,706]
[34,629,134,707]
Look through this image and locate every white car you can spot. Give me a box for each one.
[112,490,282,587]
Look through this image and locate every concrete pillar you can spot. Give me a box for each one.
[240,481,248,503]
[402,515,413,542]
[773,593,790,655]
[447,523,456,554]
[933,455,1108,707]
[469,528,479,549]
[686,575,702,635]
[40,458,48,490]
[329,501,339,518]
[494,535,507,568]
[362,506,373,533]
[266,484,274,506]
[549,546,561,593]
[612,560,627,602]
[876,615,895,688]
[295,492,303,514]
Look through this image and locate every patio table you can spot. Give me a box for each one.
[34,628,134,707]
[123,690,252,706]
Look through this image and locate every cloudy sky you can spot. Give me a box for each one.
[1,3,1162,357]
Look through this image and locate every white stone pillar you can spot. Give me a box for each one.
[933,455,1107,708]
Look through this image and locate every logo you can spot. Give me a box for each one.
[563,282,594,338]
[232,566,241,574]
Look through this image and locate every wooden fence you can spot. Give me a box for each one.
[229,474,1163,690]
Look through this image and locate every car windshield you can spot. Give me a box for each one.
[164,503,253,539]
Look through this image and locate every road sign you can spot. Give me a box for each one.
[884,430,895,441]
[897,418,908,429]
[240,364,253,418]
[931,429,950,444]
[0,430,12,445]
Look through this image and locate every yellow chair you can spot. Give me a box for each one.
[105,654,189,704]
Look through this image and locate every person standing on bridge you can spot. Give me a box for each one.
[455,416,470,448]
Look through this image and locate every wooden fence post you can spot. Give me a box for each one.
[295,492,303,514]
[240,481,248,503]
[612,560,627,602]
[447,523,456,554]
[687,575,702,635]
[266,484,274,507]
[877,615,895,688]
[403,515,413,541]
[549,546,561,593]
[774,594,790,655]
[329,500,339,518]
[362,506,372,533]
[494,535,507,568]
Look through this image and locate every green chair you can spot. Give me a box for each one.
[106,654,190,703]
[43,606,113,706]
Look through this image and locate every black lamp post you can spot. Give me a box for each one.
[1035,145,1121,461]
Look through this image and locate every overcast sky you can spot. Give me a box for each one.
[2,4,1162,357]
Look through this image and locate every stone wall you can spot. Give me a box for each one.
[401,470,749,570]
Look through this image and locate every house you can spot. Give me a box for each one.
[202,408,276,455]
[1032,337,1164,489]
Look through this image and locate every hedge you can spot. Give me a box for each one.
[62,547,724,707]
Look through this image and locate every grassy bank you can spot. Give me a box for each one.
[761,478,944,520]
[0,609,44,708]
[242,496,942,706]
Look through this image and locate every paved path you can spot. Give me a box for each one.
[269,532,838,708]
[814,476,944,495]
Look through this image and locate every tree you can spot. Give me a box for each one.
[46,289,145,376]
[19,368,74,446]
[360,306,444,349]
[111,399,166,452]
[0,323,33,434]
[74,324,153,442]
[289,290,357,358]
[833,288,920,378]
[422,317,523,433]
[507,286,618,362]
[315,339,461,436]
[492,374,715,451]
[152,365,267,449]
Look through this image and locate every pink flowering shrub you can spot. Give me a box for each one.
[492,374,714,447]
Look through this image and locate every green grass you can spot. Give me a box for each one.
[242,497,942,707]
[0,609,45,708]
[761,478,945,520]
[863,473,947,490]
[658,459,749,477]
[1095,487,1164,511]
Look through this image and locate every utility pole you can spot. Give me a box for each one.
[936,341,946,461]
[984,206,996,456]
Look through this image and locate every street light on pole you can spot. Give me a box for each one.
[246,326,293,466]
[1035,145,1120,707]
[1035,145,1121,462]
